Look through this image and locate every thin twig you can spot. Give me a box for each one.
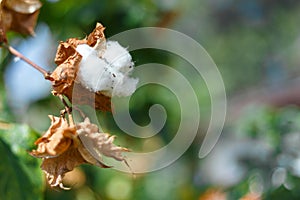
[4,44,51,78]
[58,95,71,111]
[58,95,75,126]
[73,106,86,119]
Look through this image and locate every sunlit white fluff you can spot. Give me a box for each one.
[103,41,134,73]
[76,41,138,97]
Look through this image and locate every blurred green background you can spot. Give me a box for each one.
[1,0,300,199]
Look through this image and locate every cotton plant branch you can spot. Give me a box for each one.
[1,43,73,125]
[3,44,51,78]
[1,0,138,186]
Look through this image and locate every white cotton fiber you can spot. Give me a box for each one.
[103,41,134,73]
[113,76,139,97]
[76,42,138,97]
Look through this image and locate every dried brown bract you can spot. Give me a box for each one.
[77,118,129,164]
[0,0,42,42]
[30,115,76,158]
[50,45,82,96]
[30,115,128,189]
[40,144,86,189]
[86,23,106,47]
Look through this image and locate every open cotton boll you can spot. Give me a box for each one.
[103,41,134,73]
[76,44,111,92]
[76,43,138,97]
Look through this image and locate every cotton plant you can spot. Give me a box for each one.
[1,19,138,189]
[36,23,137,189]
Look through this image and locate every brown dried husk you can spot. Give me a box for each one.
[77,118,129,163]
[30,115,76,158]
[87,23,106,47]
[30,115,128,189]
[40,144,86,189]
[0,0,41,42]
[4,0,42,14]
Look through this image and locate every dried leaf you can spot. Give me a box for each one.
[30,115,127,189]
[4,0,42,14]
[50,45,82,96]
[6,8,39,35]
[0,5,10,43]
[77,118,129,162]
[54,40,85,66]
[30,115,76,157]
[0,0,42,41]
[0,24,7,43]
[86,22,106,47]
[40,144,86,189]
[77,140,111,168]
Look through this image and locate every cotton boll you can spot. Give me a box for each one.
[103,41,134,73]
[76,42,138,97]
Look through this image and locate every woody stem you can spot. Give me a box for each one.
[5,44,51,78]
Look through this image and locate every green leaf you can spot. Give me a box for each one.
[0,124,44,200]
[0,82,14,122]
[0,139,41,200]
[264,185,300,200]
